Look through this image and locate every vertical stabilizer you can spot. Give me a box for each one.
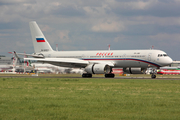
[12,52,17,68]
[29,21,53,53]
[12,51,18,72]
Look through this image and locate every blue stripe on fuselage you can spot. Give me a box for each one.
[82,58,161,68]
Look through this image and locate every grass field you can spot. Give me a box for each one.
[0,77,180,120]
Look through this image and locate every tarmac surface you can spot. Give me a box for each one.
[0,74,180,80]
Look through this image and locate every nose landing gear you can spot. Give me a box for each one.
[151,74,156,79]
[151,68,157,79]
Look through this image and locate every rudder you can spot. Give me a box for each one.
[29,21,53,53]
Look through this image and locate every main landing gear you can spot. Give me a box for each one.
[151,68,157,79]
[105,73,115,78]
[82,73,115,78]
[82,73,92,78]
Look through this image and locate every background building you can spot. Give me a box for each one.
[0,55,12,65]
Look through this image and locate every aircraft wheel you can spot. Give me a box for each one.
[105,74,115,78]
[151,74,156,79]
[82,73,92,78]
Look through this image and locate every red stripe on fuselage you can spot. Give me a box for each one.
[82,58,161,68]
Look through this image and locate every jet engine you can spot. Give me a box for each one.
[85,64,111,74]
[123,68,146,74]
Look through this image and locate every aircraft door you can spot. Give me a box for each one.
[82,54,85,58]
[123,54,126,60]
[122,54,127,67]
[148,53,152,61]
[48,54,51,58]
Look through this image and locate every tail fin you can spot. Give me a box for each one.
[12,51,18,69]
[29,21,53,53]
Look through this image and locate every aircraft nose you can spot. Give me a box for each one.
[166,57,173,65]
[159,57,173,66]
[169,57,173,64]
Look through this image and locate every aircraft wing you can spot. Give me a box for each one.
[9,51,44,58]
[24,58,89,68]
[24,58,115,68]
[88,61,115,67]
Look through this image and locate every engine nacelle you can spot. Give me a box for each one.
[123,68,146,74]
[85,64,111,74]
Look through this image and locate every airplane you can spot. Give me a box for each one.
[0,52,18,73]
[21,21,172,79]
[0,65,13,71]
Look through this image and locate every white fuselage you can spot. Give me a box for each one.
[40,49,172,69]
[27,21,173,78]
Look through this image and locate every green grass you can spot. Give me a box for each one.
[0,77,180,120]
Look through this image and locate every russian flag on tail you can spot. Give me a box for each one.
[36,38,45,42]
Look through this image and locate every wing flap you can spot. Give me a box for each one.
[24,58,89,68]
[24,58,115,68]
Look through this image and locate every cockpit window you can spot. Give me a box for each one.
[158,54,168,57]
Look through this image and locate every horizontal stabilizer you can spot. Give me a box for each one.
[16,53,44,58]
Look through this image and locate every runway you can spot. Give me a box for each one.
[0,74,180,80]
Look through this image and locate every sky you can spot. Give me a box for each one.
[0,0,180,60]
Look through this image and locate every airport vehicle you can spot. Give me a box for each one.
[157,67,180,75]
[23,21,173,78]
